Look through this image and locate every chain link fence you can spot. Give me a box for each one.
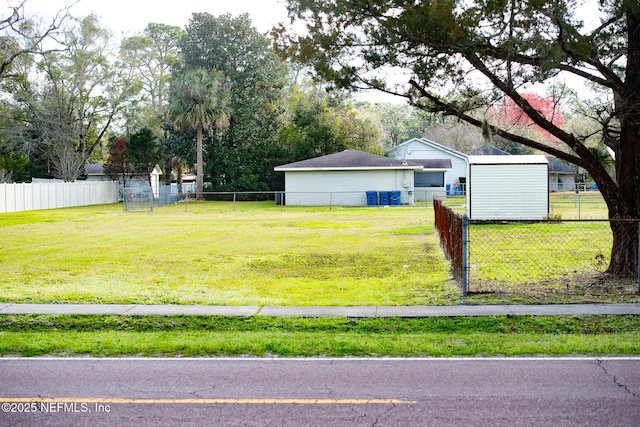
[434,199,640,296]
[123,186,186,212]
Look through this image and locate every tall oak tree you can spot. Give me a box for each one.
[281,0,640,279]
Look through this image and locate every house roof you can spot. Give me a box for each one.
[389,138,468,161]
[85,163,163,175]
[410,159,452,169]
[547,158,575,174]
[470,145,510,155]
[274,150,424,171]
[85,164,105,175]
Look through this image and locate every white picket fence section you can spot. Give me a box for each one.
[0,181,119,213]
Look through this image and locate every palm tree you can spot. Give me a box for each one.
[170,68,229,200]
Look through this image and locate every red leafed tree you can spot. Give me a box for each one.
[489,93,565,149]
[104,137,135,191]
[282,0,640,279]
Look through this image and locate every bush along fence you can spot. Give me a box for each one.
[434,198,640,296]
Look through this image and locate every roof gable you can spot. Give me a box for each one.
[274,150,423,171]
[389,138,468,161]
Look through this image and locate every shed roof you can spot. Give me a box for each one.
[274,150,424,171]
[467,155,548,165]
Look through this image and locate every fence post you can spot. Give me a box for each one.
[461,214,468,297]
[637,221,640,293]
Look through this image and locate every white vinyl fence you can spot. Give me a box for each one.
[0,181,119,213]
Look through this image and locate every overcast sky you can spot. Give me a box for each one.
[14,0,408,103]
[22,0,290,35]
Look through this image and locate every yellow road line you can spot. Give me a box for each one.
[1,397,415,405]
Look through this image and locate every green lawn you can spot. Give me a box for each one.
[549,190,609,219]
[463,220,640,303]
[0,202,456,306]
[1,199,636,307]
[469,221,611,284]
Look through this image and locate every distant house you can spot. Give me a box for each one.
[547,158,576,192]
[387,138,468,199]
[85,163,162,198]
[470,145,510,156]
[274,150,423,206]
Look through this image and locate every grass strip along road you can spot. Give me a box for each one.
[1,315,639,357]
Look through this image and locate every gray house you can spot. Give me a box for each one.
[548,158,576,192]
[274,150,423,206]
[388,138,468,200]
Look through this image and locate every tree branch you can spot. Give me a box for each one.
[408,79,582,164]
[0,1,72,80]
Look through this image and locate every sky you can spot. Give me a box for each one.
[13,0,410,104]
[22,0,290,36]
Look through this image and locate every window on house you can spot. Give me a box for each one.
[415,171,444,187]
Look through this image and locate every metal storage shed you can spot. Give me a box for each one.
[466,155,549,220]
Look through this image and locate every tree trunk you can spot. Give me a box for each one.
[607,221,638,278]
[196,122,204,201]
[177,164,184,195]
[164,156,173,186]
[605,7,640,279]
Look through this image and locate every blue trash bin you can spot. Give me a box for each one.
[390,191,401,205]
[379,191,390,205]
[366,191,378,206]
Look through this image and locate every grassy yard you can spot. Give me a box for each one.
[0,202,456,306]
[1,198,637,307]
[466,221,627,301]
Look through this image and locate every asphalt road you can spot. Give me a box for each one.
[1,357,639,426]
